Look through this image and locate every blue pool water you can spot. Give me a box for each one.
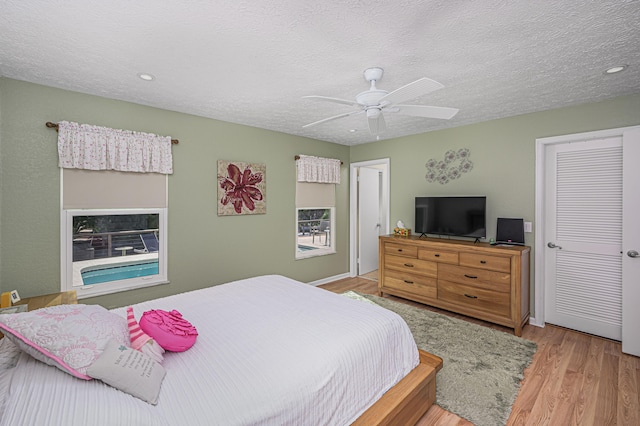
[82,261,159,285]
[297,245,318,252]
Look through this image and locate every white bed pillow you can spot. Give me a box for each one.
[87,339,166,405]
[0,304,130,380]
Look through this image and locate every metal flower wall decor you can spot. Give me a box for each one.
[217,160,266,216]
[425,148,473,184]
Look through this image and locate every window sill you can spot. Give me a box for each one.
[296,248,336,260]
[74,279,170,300]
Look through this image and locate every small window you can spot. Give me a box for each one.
[61,209,168,299]
[296,208,335,259]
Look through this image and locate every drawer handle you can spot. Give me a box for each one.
[434,254,440,257]
[404,263,414,267]
[397,249,403,252]
[480,260,487,264]
[464,293,478,299]
[464,274,478,279]
[403,280,414,285]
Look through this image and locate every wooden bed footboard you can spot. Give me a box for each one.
[352,350,443,426]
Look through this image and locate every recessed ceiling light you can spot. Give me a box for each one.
[604,65,628,75]
[349,129,358,133]
[137,73,155,81]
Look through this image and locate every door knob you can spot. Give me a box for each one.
[628,250,639,258]
[547,242,562,249]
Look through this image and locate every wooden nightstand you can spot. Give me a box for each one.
[1,291,77,339]
[15,290,78,311]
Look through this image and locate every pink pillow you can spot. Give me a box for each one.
[0,304,129,379]
[139,310,197,352]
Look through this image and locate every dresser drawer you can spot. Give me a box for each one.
[438,264,510,292]
[418,248,459,265]
[383,269,437,299]
[385,254,437,277]
[438,280,510,317]
[459,252,511,273]
[384,243,418,258]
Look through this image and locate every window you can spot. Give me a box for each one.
[294,155,340,259]
[61,209,168,298]
[60,168,169,299]
[295,181,336,259]
[296,208,335,259]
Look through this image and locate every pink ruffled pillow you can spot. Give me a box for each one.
[139,310,198,352]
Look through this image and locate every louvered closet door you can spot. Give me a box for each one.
[544,137,623,340]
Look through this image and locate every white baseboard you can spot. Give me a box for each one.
[528,317,545,328]
[306,273,351,287]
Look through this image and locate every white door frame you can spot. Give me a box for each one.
[350,158,390,276]
[534,125,640,327]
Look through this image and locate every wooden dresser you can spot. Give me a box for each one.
[379,235,530,336]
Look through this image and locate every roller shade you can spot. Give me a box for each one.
[295,182,335,208]
[62,169,167,209]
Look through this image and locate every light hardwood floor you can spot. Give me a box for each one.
[319,276,640,426]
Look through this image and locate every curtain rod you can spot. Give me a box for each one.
[294,155,343,165]
[46,122,179,145]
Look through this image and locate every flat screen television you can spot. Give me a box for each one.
[415,196,486,239]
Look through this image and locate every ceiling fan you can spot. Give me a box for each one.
[302,67,459,136]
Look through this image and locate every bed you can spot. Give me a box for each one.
[0,275,441,425]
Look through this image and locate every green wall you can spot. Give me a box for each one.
[350,93,640,312]
[0,78,349,308]
[1,76,638,311]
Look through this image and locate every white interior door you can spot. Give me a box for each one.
[544,136,623,340]
[358,167,381,275]
[622,127,640,356]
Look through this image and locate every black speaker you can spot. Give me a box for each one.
[496,218,525,245]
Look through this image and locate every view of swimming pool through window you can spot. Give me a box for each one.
[82,260,159,285]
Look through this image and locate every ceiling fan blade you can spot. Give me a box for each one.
[393,104,459,120]
[302,110,362,128]
[368,112,386,135]
[378,77,444,105]
[302,95,361,108]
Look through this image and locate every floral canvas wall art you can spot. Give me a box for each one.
[217,160,266,216]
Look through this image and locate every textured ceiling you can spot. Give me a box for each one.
[1,0,639,146]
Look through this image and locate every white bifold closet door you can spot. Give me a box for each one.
[544,136,623,341]
[544,126,640,356]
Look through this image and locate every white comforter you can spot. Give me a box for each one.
[0,275,418,426]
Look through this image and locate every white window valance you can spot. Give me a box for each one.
[57,121,173,174]
[296,155,341,184]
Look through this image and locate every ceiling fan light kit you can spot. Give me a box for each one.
[303,67,459,137]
